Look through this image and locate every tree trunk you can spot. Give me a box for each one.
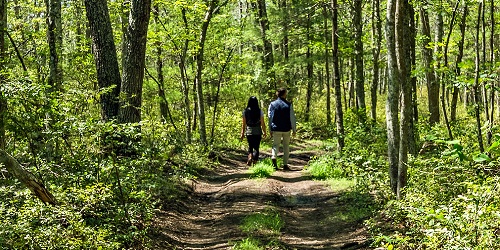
[84,0,121,122]
[324,5,331,126]
[371,0,381,121]
[332,0,344,151]
[195,0,227,146]
[488,0,495,144]
[118,0,151,124]
[153,6,168,123]
[395,0,412,199]
[45,0,62,91]
[451,4,468,122]
[305,11,313,122]
[386,0,400,195]
[0,150,57,205]
[474,2,485,153]
[280,0,291,87]
[0,0,5,150]
[353,0,366,120]
[420,7,439,125]
[180,7,192,144]
[252,0,275,98]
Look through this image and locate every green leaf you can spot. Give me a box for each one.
[473,153,491,163]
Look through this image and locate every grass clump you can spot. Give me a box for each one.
[232,237,264,250]
[240,208,283,236]
[305,155,345,180]
[248,158,277,178]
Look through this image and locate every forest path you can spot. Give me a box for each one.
[150,140,373,249]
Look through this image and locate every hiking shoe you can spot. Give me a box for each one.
[283,165,291,171]
[272,159,278,170]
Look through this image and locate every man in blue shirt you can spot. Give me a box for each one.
[268,88,296,170]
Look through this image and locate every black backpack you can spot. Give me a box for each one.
[245,108,260,127]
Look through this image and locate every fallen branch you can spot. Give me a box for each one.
[0,150,57,205]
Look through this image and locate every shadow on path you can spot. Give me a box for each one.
[150,144,374,250]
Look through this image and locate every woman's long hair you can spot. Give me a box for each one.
[245,96,261,126]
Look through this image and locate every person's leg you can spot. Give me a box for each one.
[253,135,262,161]
[246,135,254,165]
[282,131,291,166]
[271,132,281,168]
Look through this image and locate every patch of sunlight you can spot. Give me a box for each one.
[325,178,354,192]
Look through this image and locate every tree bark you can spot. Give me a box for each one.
[324,5,331,126]
[474,2,485,153]
[84,0,121,122]
[420,7,439,125]
[386,0,400,195]
[195,0,228,146]
[180,7,192,144]
[45,0,62,91]
[451,4,468,122]
[252,0,275,98]
[371,0,381,121]
[0,0,5,150]
[118,0,151,124]
[353,0,366,120]
[332,0,344,151]
[0,150,57,205]
[305,11,313,122]
[395,0,412,199]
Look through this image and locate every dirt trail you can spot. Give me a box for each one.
[151,142,372,249]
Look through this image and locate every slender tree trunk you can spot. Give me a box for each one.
[280,0,290,86]
[180,8,192,143]
[353,0,366,120]
[386,0,400,195]
[489,0,495,144]
[332,0,344,151]
[252,0,275,97]
[408,5,417,155]
[0,0,5,150]
[451,4,468,122]
[474,2,485,152]
[324,5,331,126]
[305,12,313,122]
[371,0,382,121]
[396,0,411,199]
[84,0,121,122]
[45,0,62,91]
[420,7,439,125]
[153,6,168,123]
[348,57,355,108]
[194,1,227,146]
[436,7,453,138]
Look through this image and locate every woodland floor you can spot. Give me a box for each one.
[150,140,374,250]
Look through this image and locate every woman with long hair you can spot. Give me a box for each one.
[240,96,267,165]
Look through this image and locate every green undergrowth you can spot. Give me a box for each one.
[233,207,284,249]
[248,158,279,178]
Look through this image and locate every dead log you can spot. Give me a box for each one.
[0,150,58,205]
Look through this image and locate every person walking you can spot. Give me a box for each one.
[241,96,267,165]
[268,88,296,170]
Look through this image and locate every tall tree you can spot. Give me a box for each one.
[324,5,332,126]
[420,6,439,125]
[474,1,484,152]
[332,0,344,151]
[451,4,468,122]
[84,0,121,122]
[194,0,229,146]
[386,0,400,195]
[371,0,382,121]
[252,0,275,97]
[118,0,151,124]
[305,11,313,122]
[0,0,5,150]
[396,0,414,198]
[45,0,62,91]
[353,0,366,119]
